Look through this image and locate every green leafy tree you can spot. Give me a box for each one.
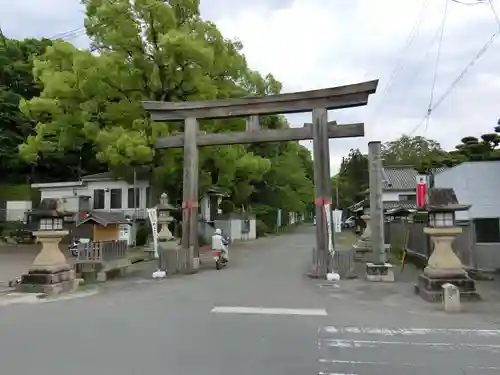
[415,131,500,173]
[18,0,312,223]
[0,36,53,178]
[381,135,447,166]
[331,148,368,209]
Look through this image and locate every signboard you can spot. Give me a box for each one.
[324,204,334,254]
[332,209,343,233]
[416,175,428,209]
[147,208,159,259]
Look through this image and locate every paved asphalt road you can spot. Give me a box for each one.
[0,225,500,374]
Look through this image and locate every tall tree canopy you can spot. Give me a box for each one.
[11,0,314,232]
[331,148,368,209]
[381,135,447,166]
[415,130,500,173]
[0,36,52,178]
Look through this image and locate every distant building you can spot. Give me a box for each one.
[31,172,150,220]
[434,160,500,269]
[349,165,447,213]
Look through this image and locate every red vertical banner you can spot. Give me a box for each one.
[416,175,428,209]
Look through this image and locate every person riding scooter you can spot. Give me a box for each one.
[212,228,229,263]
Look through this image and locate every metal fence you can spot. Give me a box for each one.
[0,208,149,223]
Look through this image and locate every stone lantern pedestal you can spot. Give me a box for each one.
[16,199,77,295]
[415,188,479,302]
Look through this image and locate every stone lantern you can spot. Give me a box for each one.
[353,206,372,255]
[416,188,479,301]
[157,193,176,241]
[17,199,77,295]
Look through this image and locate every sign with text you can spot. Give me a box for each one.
[416,175,428,209]
[147,208,159,259]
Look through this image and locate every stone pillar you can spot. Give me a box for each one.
[17,230,77,295]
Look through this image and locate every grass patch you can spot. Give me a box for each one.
[0,184,37,201]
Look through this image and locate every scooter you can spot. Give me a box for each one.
[213,235,230,270]
[68,239,80,257]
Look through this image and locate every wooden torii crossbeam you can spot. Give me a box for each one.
[143,79,378,277]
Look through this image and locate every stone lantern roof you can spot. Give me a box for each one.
[426,188,470,212]
[27,198,71,218]
[157,193,178,211]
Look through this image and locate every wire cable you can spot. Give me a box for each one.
[409,0,499,135]
[424,0,449,131]
[370,0,430,124]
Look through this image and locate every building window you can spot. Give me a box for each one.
[399,194,416,202]
[127,188,140,208]
[474,218,500,243]
[93,189,105,209]
[110,188,122,209]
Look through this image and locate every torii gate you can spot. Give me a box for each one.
[143,79,378,277]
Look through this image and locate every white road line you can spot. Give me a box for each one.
[323,339,500,350]
[211,306,327,316]
[323,326,500,337]
[319,359,500,371]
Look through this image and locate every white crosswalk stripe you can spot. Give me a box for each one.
[211,306,328,316]
[318,326,500,375]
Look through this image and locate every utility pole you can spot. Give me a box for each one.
[368,141,385,264]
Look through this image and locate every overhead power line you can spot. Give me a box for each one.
[424,0,449,131]
[409,0,500,135]
[370,0,430,125]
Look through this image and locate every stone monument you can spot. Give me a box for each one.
[415,188,479,302]
[17,199,78,295]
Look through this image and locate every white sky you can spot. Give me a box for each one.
[1,0,500,174]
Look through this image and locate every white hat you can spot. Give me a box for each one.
[215,228,222,235]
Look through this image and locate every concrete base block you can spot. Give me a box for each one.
[365,263,395,282]
[97,271,107,282]
[16,279,78,296]
[442,283,461,313]
[193,257,200,270]
[415,273,480,302]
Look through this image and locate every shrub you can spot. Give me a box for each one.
[135,226,149,246]
[256,219,269,238]
[219,200,235,214]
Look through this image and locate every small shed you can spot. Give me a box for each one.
[214,213,256,241]
[74,211,132,245]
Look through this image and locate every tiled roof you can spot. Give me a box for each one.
[81,170,150,182]
[383,200,417,210]
[81,172,113,181]
[382,166,446,190]
[28,198,70,217]
[76,211,131,227]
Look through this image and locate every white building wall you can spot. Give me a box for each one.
[382,190,415,201]
[434,161,500,220]
[5,201,32,222]
[35,179,150,216]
